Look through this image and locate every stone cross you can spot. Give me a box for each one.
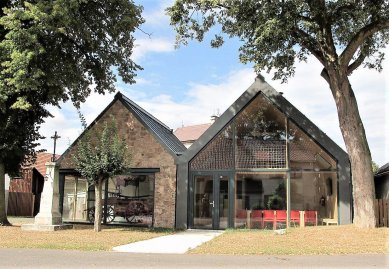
[51,131,61,162]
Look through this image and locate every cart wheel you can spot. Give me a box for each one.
[125,201,144,223]
[125,214,136,223]
[87,208,95,223]
[125,203,135,223]
[106,205,115,223]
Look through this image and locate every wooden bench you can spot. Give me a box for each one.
[322,218,338,225]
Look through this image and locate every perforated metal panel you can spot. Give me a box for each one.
[190,128,233,170]
[236,140,286,168]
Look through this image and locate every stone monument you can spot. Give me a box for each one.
[22,162,72,231]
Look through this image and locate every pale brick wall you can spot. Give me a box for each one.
[59,100,177,228]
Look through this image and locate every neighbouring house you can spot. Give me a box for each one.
[174,123,212,148]
[375,163,389,199]
[7,152,58,216]
[55,75,352,229]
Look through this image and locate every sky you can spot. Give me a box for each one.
[38,0,388,166]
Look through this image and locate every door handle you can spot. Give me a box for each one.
[210,201,215,208]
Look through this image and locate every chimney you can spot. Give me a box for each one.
[211,115,219,123]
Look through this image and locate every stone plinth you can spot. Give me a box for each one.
[21,223,72,231]
[22,162,72,231]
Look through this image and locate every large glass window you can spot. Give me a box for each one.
[289,121,336,170]
[189,93,340,229]
[291,171,337,224]
[103,174,154,226]
[235,95,287,169]
[235,173,286,228]
[63,173,154,226]
[190,94,287,170]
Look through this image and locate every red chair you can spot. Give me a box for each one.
[262,210,275,229]
[274,210,287,229]
[304,211,318,226]
[235,209,248,228]
[250,210,262,229]
[290,210,301,227]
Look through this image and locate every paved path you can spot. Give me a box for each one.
[0,249,387,268]
[113,229,224,253]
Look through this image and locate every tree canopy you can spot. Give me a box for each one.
[74,114,130,186]
[0,0,143,225]
[168,0,389,82]
[168,0,389,228]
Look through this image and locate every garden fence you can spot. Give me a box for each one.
[375,199,389,227]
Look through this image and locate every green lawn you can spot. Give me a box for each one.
[190,225,389,255]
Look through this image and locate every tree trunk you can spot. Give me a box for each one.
[94,177,103,232]
[0,162,11,226]
[325,68,376,228]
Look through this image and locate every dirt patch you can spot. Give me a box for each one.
[190,225,389,255]
[0,224,172,251]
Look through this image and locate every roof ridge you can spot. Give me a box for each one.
[175,123,212,129]
[120,94,172,131]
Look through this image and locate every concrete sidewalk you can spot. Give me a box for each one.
[112,229,224,254]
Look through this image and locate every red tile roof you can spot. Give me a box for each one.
[24,152,61,176]
[174,123,212,143]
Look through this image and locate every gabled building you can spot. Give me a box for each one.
[176,75,351,229]
[57,92,186,228]
[7,152,58,216]
[56,76,352,229]
[174,123,212,148]
[375,162,389,199]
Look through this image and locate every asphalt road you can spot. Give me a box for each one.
[0,248,387,269]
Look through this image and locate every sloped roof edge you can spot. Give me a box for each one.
[57,94,120,166]
[118,93,186,156]
[375,162,389,177]
[58,92,185,166]
[178,75,349,164]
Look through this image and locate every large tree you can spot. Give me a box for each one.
[167,0,389,227]
[0,0,143,225]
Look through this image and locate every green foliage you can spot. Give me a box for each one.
[73,115,130,185]
[1,0,144,110]
[167,0,389,82]
[168,0,388,228]
[267,182,286,210]
[0,0,143,170]
[372,161,380,174]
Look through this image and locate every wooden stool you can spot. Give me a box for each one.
[322,218,338,225]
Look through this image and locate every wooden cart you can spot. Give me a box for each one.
[86,193,152,224]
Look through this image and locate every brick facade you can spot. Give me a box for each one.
[59,100,177,228]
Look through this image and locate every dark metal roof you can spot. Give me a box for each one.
[57,92,186,167]
[376,162,389,177]
[118,93,186,156]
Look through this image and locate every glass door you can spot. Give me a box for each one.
[192,173,231,229]
[62,176,88,221]
[193,175,213,229]
[218,175,229,229]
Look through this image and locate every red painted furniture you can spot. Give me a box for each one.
[304,210,318,226]
[250,210,262,229]
[274,210,287,229]
[235,209,248,228]
[262,210,276,229]
[290,210,301,227]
